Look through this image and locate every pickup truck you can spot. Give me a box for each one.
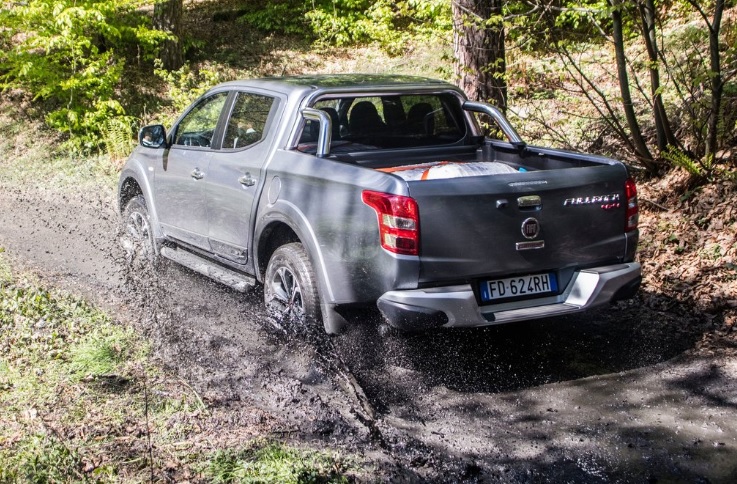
[118,74,641,334]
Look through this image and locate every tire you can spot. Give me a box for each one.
[264,243,321,333]
[121,195,157,268]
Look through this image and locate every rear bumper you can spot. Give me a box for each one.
[377,262,641,331]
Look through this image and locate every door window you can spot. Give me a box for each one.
[223,92,276,149]
[173,92,228,147]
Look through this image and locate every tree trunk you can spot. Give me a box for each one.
[705,0,724,162]
[637,0,678,151]
[154,0,184,71]
[683,0,725,164]
[452,0,507,111]
[610,0,656,172]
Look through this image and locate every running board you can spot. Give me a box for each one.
[160,247,255,292]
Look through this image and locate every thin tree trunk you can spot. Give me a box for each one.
[452,0,507,111]
[610,0,656,172]
[154,0,184,71]
[637,0,678,150]
[705,0,724,162]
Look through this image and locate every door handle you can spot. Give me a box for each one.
[191,168,205,180]
[238,173,257,187]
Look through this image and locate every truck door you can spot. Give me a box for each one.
[155,91,228,250]
[204,91,281,266]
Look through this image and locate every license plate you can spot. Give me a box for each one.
[480,273,558,302]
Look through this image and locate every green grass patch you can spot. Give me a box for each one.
[0,252,356,481]
[0,433,85,483]
[207,440,351,484]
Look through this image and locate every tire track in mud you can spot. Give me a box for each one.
[3,185,737,482]
[0,188,385,439]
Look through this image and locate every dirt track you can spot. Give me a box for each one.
[1,184,736,482]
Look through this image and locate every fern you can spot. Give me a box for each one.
[663,145,718,181]
[101,116,136,163]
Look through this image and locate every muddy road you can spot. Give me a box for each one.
[1,185,736,482]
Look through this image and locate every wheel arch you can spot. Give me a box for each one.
[119,177,143,213]
[253,207,335,304]
[256,221,301,282]
[117,164,163,243]
[255,215,347,334]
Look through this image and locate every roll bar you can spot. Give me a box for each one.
[463,101,526,150]
[301,108,333,158]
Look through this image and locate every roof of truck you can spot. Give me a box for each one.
[215,74,457,95]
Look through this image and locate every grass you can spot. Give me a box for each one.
[0,252,356,482]
[0,105,120,193]
[207,441,351,484]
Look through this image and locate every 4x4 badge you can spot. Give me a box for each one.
[521,217,540,239]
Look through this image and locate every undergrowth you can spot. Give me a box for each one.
[0,105,120,191]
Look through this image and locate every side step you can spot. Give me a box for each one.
[160,246,256,292]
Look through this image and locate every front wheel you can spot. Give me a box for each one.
[121,195,157,267]
[264,243,321,333]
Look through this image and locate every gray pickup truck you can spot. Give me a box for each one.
[118,74,641,334]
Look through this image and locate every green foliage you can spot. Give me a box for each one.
[238,0,451,55]
[0,0,168,153]
[154,60,224,116]
[505,0,614,51]
[100,115,137,162]
[554,0,612,31]
[239,1,311,36]
[308,0,451,53]
[207,440,350,484]
[0,434,84,483]
[663,146,715,181]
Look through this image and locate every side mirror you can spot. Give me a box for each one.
[139,125,167,149]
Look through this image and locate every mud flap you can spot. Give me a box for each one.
[376,299,448,331]
[321,303,349,335]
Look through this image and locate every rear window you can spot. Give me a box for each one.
[298,93,467,152]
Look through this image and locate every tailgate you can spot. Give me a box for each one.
[407,164,632,285]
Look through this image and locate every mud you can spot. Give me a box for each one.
[1,184,736,482]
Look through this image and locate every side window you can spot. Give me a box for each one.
[173,92,228,147]
[223,92,275,149]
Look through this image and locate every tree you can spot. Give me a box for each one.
[0,0,166,152]
[154,0,184,70]
[686,0,726,164]
[610,0,655,169]
[452,0,507,110]
[637,0,678,152]
[524,0,734,175]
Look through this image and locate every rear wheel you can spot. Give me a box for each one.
[264,243,321,333]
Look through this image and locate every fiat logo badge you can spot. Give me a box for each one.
[521,217,540,239]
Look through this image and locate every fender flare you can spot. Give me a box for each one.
[253,201,336,304]
[254,203,349,333]
[118,162,164,245]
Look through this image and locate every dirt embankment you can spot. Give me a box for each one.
[638,169,737,354]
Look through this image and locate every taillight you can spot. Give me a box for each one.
[361,190,420,256]
[625,178,639,232]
